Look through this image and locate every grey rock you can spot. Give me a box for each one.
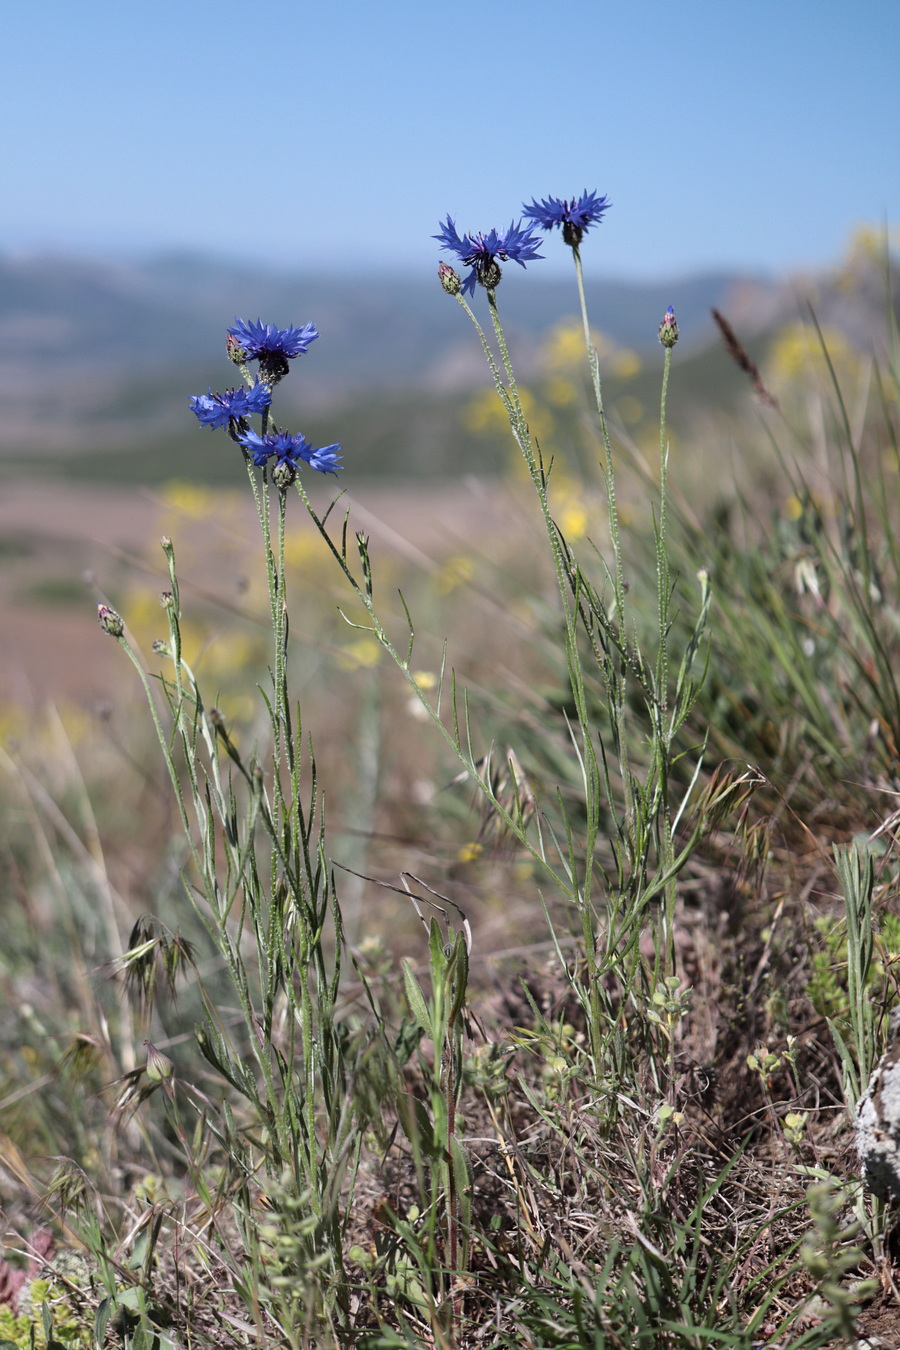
[856,1009,900,1199]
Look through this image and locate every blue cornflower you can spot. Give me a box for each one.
[433,217,544,296]
[238,428,343,477]
[522,190,611,246]
[227,317,319,382]
[189,379,271,430]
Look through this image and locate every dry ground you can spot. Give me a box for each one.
[0,476,522,705]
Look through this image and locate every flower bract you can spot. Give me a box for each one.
[433,217,544,296]
[237,428,342,476]
[522,190,611,246]
[189,380,271,429]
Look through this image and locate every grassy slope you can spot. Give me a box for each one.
[1,246,899,1349]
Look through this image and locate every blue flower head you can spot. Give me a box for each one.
[522,190,611,247]
[238,427,343,477]
[434,217,544,296]
[189,379,271,430]
[226,318,319,384]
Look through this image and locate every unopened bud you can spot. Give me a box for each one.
[438,262,461,296]
[272,458,297,491]
[160,536,173,556]
[658,306,679,348]
[144,1040,174,1082]
[160,591,174,609]
[144,1040,175,1101]
[97,604,124,638]
[226,332,247,365]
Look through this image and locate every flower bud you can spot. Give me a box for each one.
[271,459,295,491]
[226,332,247,365]
[272,458,297,490]
[144,1040,175,1100]
[144,1040,174,1082]
[97,604,124,638]
[658,306,679,348]
[438,262,461,296]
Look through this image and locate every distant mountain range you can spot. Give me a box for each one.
[0,249,772,379]
[0,245,894,481]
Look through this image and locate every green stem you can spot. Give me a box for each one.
[658,345,676,971]
[485,290,567,583]
[244,460,291,851]
[571,243,625,620]
[113,633,201,877]
[274,486,294,777]
[658,345,672,710]
[570,245,636,867]
[469,287,611,1061]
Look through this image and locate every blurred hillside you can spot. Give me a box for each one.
[0,231,895,484]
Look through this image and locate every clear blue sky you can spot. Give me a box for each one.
[4,0,897,279]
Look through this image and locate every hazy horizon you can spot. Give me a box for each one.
[0,235,796,287]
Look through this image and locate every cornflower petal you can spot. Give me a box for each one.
[300,442,343,476]
[189,390,224,428]
[236,428,275,466]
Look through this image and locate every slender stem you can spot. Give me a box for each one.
[113,634,201,876]
[658,345,673,711]
[274,486,294,776]
[485,290,566,581]
[570,246,636,861]
[453,291,506,395]
[473,286,610,1060]
[572,244,606,438]
[244,460,291,850]
[657,345,677,971]
[571,243,626,620]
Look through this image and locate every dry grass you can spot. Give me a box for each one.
[1,246,900,1348]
